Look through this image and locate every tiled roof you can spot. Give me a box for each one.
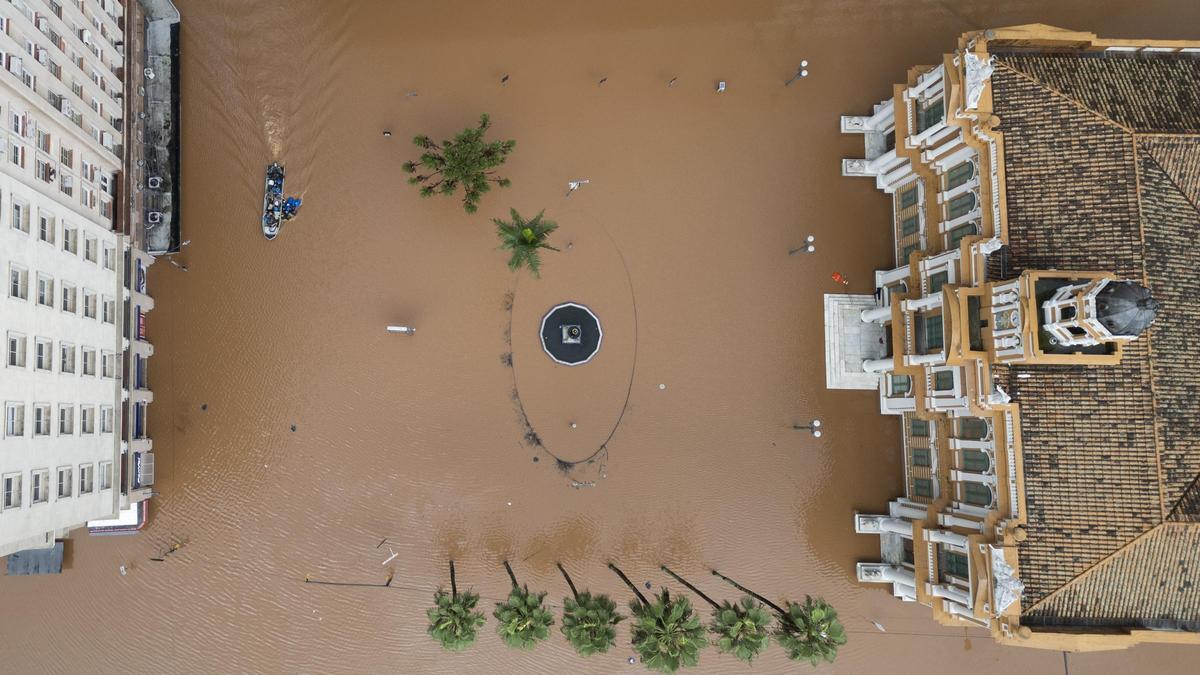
[996,53,1200,134]
[990,51,1200,626]
[1022,524,1200,631]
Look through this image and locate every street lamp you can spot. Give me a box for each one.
[789,235,816,256]
[794,419,822,437]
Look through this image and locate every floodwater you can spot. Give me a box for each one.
[3,1,1199,672]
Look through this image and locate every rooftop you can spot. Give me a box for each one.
[988,46,1200,630]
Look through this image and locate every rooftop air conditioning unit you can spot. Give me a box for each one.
[147,211,162,224]
[147,176,162,189]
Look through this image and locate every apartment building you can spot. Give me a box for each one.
[1,0,154,558]
[832,25,1200,650]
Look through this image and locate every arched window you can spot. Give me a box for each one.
[945,162,975,190]
[963,482,992,506]
[961,450,990,472]
[958,418,989,440]
[947,192,977,220]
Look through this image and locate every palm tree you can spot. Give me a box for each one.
[711,570,846,666]
[427,560,486,652]
[402,113,515,214]
[661,565,771,664]
[558,562,622,657]
[609,563,707,673]
[775,597,847,666]
[493,560,554,650]
[495,208,559,278]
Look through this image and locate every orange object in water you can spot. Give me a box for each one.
[831,271,849,286]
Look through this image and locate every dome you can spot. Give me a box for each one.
[1095,281,1160,337]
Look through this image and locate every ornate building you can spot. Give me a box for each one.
[835,25,1200,650]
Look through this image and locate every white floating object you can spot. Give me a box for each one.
[801,60,809,67]
[658,383,666,390]
[716,81,727,93]
[801,70,809,78]
[386,326,415,335]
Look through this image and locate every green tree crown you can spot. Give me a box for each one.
[629,589,708,673]
[561,591,623,657]
[402,113,515,214]
[493,585,554,650]
[709,596,773,664]
[775,596,847,666]
[427,589,486,652]
[494,208,560,278]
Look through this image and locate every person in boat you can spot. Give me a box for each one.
[281,197,302,221]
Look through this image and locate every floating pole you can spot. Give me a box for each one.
[386,326,415,336]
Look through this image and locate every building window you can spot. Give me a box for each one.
[56,466,72,498]
[962,450,990,472]
[11,200,28,233]
[102,296,114,324]
[60,342,76,373]
[910,418,929,437]
[912,447,931,467]
[82,348,96,376]
[913,478,934,498]
[58,405,74,435]
[31,469,50,503]
[923,314,944,352]
[915,97,945,134]
[83,290,97,319]
[4,403,24,437]
[34,338,52,370]
[947,193,976,220]
[963,482,992,506]
[80,405,96,434]
[948,222,979,247]
[900,214,920,237]
[2,473,21,508]
[101,351,114,378]
[38,212,55,244]
[99,405,113,433]
[933,370,956,391]
[900,243,919,261]
[37,274,54,306]
[946,161,974,190]
[33,404,51,436]
[79,464,93,495]
[84,236,98,263]
[890,374,912,396]
[899,185,919,209]
[62,225,78,254]
[61,283,77,313]
[958,417,989,440]
[9,264,29,299]
[928,271,949,294]
[7,332,27,367]
[99,461,113,490]
[940,549,970,578]
[102,244,115,271]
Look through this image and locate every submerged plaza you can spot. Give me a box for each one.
[0,1,1198,673]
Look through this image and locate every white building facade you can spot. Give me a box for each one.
[0,0,153,558]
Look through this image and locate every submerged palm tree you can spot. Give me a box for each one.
[661,565,771,664]
[427,560,486,652]
[775,597,847,666]
[495,208,559,278]
[711,570,846,666]
[609,563,707,673]
[493,560,554,650]
[558,562,622,657]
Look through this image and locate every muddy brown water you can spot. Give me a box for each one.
[2,1,1198,672]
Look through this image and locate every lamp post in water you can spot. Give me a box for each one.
[794,419,822,437]
[386,326,415,336]
[789,234,816,256]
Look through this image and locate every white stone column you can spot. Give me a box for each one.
[863,358,893,374]
[951,470,996,485]
[905,294,942,312]
[861,305,892,323]
[949,439,991,451]
[925,528,970,549]
[908,353,943,366]
[943,600,975,620]
[930,583,971,606]
[938,513,984,531]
